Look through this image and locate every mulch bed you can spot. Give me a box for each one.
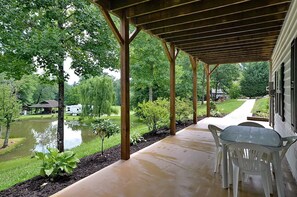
[0,120,195,197]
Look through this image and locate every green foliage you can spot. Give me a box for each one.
[229,83,241,99]
[175,97,192,123]
[130,132,146,146]
[211,64,240,95]
[130,32,169,106]
[110,106,119,115]
[136,98,170,132]
[35,148,79,179]
[240,62,269,97]
[252,97,269,118]
[65,83,80,105]
[92,119,120,155]
[210,101,217,110]
[79,76,115,117]
[0,82,21,148]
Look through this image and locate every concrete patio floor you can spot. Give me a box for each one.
[52,122,297,197]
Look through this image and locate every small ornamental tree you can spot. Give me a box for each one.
[137,98,169,132]
[0,82,21,148]
[92,119,119,155]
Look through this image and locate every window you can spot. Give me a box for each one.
[275,63,285,121]
[291,38,297,132]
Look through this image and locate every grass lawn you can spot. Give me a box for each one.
[197,99,245,116]
[0,138,26,155]
[0,114,148,191]
[252,97,269,118]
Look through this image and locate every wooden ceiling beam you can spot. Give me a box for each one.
[181,37,278,51]
[109,0,150,11]
[193,51,273,58]
[159,15,284,40]
[186,43,276,53]
[176,31,279,47]
[123,0,201,18]
[174,28,280,45]
[127,0,247,19]
[152,8,287,36]
[141,2,289,30]
[167,24,282,43]
[165,21,282,42]
[201,58,270,65]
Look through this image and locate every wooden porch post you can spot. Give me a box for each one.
[120,10,130,160]
[205,64,211,117]
[190,56,198,124]
[162,42,178,135]
[99,7,140,160]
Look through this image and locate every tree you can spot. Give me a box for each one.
[1,0,118,151]
[79,76,115,117]
[0,82,21,148]
[240,62,269,97]
[211,64,240,99]
[92,119,119,155]
[130,32,169,106]
[64,83,80,105]
[15,75,39,106]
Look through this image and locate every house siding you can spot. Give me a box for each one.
[271,0,297,181]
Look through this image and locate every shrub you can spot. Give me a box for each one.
[229,83,241,99]
[92,119,120,155]
[35,148,79,179]
[110,106,119,115]
[175,97,192,123]
[210,101,217,110]
[137,98,169,132]
[130,132,146,146]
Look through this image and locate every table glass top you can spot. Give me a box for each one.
[220,125,282,147]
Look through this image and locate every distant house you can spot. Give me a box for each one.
[211,89,227,101]
[30,100,58,114]
[66,104,82,115]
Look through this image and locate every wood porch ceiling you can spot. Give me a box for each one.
[93,0,291,65]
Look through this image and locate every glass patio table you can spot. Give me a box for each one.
[220,125,284,197]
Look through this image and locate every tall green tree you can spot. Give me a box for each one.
[0,82,21,148]
[130,32,169,106]
[64,83,80,105]
[79,76,114,117]
[1,0,118,151]
[210,64,240,99]
[240,62,269,97]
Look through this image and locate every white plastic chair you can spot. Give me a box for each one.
[280,136,297,160]
[208,124,223,173]
[238,121,265,128]
[228,142,273,197]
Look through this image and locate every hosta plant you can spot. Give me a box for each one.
[35,147,79,179]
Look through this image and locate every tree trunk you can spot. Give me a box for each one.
[57,64,64,152]
[201,66,206,105]
[149,86,153,101]
[101,138,104,155]
[2,121,10,148]
[215,82,218,101]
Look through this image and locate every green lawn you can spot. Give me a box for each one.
[0,114,148,191]
[197,99,245,116]
[252,97,269,118]
[0,138,26,155]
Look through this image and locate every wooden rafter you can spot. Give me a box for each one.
[129,27,141,43]
[99,6,124,45]
[209,64,220,75]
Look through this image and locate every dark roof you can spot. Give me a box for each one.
[30,100,58,108]
[94,0,291,64]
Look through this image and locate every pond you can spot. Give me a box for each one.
[0,119,94,161]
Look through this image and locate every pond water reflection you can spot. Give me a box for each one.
[0,119,94,161]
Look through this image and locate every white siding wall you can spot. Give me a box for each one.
[272,0,297,181]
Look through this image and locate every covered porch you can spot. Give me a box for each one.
[53,119,297,197]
